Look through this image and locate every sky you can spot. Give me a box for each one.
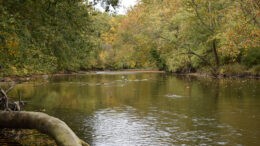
[117,0,138,14]
[90,0,138,15]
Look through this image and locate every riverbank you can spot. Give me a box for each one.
[0,70,165,83]
[170,72,260,79]
[0,69,259,83]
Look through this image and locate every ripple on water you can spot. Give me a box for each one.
[165,94,184,99]
[17,73,260,146]
[84,107,174,146]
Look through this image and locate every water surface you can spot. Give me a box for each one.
[7,72,260,145]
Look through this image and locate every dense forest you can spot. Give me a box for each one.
[0,0,259,76]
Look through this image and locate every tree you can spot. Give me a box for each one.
[103,0,259,74]
[1,0,96,75]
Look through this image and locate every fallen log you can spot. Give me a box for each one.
[0,111,89,146]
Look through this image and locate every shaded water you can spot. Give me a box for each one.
[6,72,260,145]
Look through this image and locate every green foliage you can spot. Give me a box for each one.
[1,0,259,76]
[250,65,260,75]
[241,48,260,67]
[150,48,166,70]
[92,0,119,12]
[0,0,99,76]
[98,0,260,74]
[218,64,247,76]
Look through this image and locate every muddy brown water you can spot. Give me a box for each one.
[2,72,260,145]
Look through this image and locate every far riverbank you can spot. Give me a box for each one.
[0,70,259,83]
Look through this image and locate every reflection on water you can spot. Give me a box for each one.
[5,72,260,145]
[165,94,184,98]
[88,107,172,146]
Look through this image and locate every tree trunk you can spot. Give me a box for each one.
[209,1,219,68]
[0,111,89,146]
[212,39,219,68]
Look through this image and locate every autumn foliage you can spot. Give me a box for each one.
[0,0,259,76]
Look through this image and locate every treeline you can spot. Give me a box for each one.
[99,0,260,75]
[0,0,111,76]
[1,0,260,76]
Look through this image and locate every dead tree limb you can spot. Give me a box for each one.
[0,85,22,111]
[180,50,218,77]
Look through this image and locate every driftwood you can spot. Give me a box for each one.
[0,85,89,146]
[0,85,22,111]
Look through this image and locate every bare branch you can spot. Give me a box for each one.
[157,35,178,46]
[6,85,15,94]
[191,0,214,33]
[0,88,9,109]
[0,85,24,111]
[180,50,217,75]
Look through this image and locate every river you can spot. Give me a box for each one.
[4,72,260,145]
